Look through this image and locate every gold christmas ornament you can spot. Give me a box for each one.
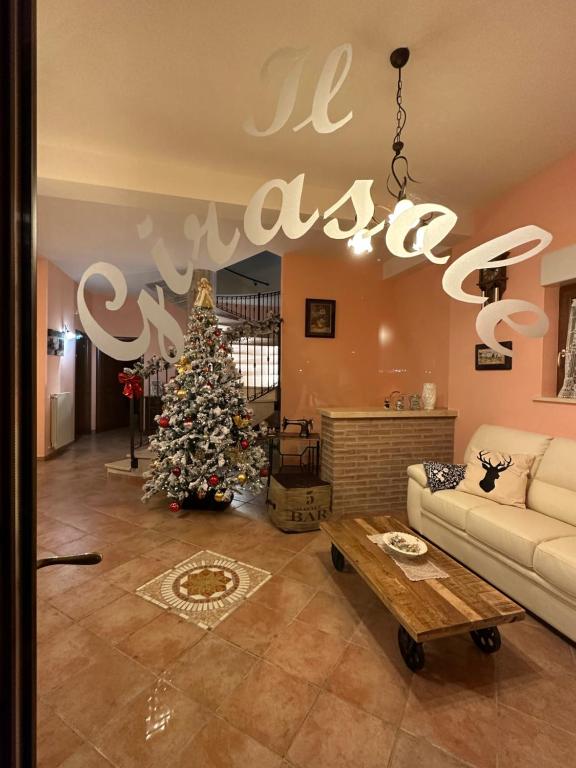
[237,473,247,484]
[233,414,251,428]
[176,389,187,398]
[214,490,225,502]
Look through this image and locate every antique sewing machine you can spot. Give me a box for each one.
[282,417,314,438]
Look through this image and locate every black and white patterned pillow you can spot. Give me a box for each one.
[423,461,466,493]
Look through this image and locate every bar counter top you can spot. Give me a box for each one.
[318,407,458,419]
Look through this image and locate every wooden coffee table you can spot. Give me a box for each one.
[321,515,525,671]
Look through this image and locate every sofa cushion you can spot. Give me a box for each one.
[457,448,535,508]
[407,464,428,488]
[466,504,576,569]
[534,537,576,599]
[528,438,576,526]
[422,489,485,531]
[423,461,466,493]
[464,425,551,477]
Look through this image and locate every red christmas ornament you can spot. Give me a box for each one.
[208,474,219,487]
[169,501,180,513]
[172,467,181,476]
[214,329,222,337]
[259,466,269,477]
[240,439,249,449]
[158,416,170,428]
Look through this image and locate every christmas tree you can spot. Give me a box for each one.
[143,278,269,512]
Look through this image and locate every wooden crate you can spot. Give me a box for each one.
[267,473,332,532]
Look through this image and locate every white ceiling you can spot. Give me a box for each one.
[37,0,576,287]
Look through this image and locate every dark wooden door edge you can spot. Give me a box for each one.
[0,2,37,767]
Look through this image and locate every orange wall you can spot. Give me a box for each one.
[281,151,576,457]
[281,245,450,426]
[449,150,576,459]
[37,258,77,457]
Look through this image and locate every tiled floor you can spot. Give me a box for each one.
[37,431,576,768]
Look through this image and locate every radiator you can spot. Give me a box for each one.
[50,392,75,450]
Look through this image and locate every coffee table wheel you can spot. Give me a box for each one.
[398,626,425,671]
[470,626,501,654]
[331,544,347,572]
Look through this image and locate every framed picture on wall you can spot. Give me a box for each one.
[305,298,336,338]
[475,341,512,370]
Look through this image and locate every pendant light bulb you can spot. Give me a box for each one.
[347,229,373,256]
[412,224,426,252]
[388,197,418,227]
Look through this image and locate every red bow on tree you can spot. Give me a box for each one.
[118,372,143,399]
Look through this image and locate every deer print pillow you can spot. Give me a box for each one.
[457,448,536,508]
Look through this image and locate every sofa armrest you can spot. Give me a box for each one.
[407,464,428,488]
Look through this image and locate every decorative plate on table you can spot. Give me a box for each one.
[381,531,428,558]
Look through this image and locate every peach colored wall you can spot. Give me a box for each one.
[37,258,77,457]
[381,262,450,407]
[448,150,576,459]
[281,245,450,426]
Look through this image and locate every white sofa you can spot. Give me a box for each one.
[407,424,576,641]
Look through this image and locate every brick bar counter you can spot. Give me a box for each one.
[320,408,458,517]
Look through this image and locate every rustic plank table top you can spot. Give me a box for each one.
[321,515,525,644]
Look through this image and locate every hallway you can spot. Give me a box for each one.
[37,433,576,768]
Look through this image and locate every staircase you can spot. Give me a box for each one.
[215,290,281,421]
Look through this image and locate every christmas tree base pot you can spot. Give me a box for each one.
[181,490,234,512]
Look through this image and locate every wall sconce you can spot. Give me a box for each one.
[477,252,509,304]
[63,324,77,341]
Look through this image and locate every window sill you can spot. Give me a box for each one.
[533,396,576,405]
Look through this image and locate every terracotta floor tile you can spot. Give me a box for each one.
[326,642,410,724]
[143,538,201,566]
[218,660,317,754]
[321,567,381,610]
[248,575,316,620]
[265,619,347,685]
[37,520,87,551]
[231,542,296,573]
[401,638,498,768]
[497,704,576,768]
[498,619,575,675]
[94,679,210,768]
[80,592,164,644]
[38,624,108,695]
[49,578,125,620]
[37,563,98,600]
[296,590,361,640]
[104,555,166,592]
[118,611,205,673]
[109,528,172,558]
[287,691,396,768]
[389,730,472,768]
[277,552,331,587]
[215,600,289,655]
[37,604,74,644]
[46,645,154,740]
[178,717,283,768]
[166,633,255,710]
[349,605,399,656]
[53,743,114,768]
[498,669,576,735]
[37,705,83,768]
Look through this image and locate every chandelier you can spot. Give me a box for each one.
[348,46,422,256]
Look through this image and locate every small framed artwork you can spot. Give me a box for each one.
[47,329,65,356]
[305,298,336,338]
[475,341,512,370]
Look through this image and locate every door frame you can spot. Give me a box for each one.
[0,1,37,767]
[95,338,138,432]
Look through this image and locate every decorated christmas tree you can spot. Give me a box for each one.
[143,278,269,512]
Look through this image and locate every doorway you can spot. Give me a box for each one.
[95,340,139,432]
[74,331,91,438]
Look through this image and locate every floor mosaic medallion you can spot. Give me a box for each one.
[135,550,272,630]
